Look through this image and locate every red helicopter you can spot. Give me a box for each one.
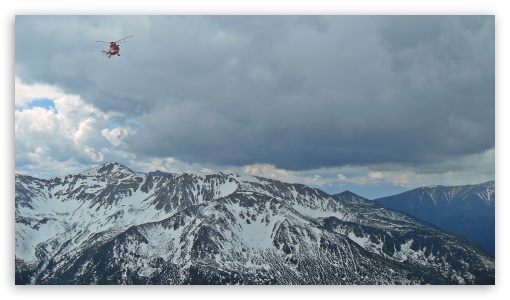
[96,35,133,58]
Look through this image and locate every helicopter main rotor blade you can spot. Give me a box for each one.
[95,41,125,44]
[114,35,134,43]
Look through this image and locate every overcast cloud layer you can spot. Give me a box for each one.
[15,15,495,197]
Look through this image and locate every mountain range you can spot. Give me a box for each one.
[15,162,495,285]
[375,181,495,255]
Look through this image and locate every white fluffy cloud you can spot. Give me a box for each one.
[14,77,63,108]
[101,127,136,147]
[15,78,134,177]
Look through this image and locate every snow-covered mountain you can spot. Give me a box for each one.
[15,162,494,284]
[374,181,495,255]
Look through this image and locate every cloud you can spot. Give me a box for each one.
[101,127,136,147]
[14,16,495,190]
[15,78,134,177]
[243,163,290,179]
[13,74,495,197]
[15,77,63,109]
[116,16,493,173]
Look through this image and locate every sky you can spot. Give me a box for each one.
[13,14,496,199]
[4,1,510,299]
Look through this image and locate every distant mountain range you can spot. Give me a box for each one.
[374,181,495,255]
[15,162,494,284]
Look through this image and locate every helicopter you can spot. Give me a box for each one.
[96,35,133,58]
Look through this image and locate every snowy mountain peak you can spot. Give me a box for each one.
[15,163,495,285]
[480,180,495,190]
[87,161,136,176]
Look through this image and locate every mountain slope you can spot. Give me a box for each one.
[374,182,495,255]
[15,162,495,284]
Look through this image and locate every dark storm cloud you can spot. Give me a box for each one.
[15,15,494,171]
